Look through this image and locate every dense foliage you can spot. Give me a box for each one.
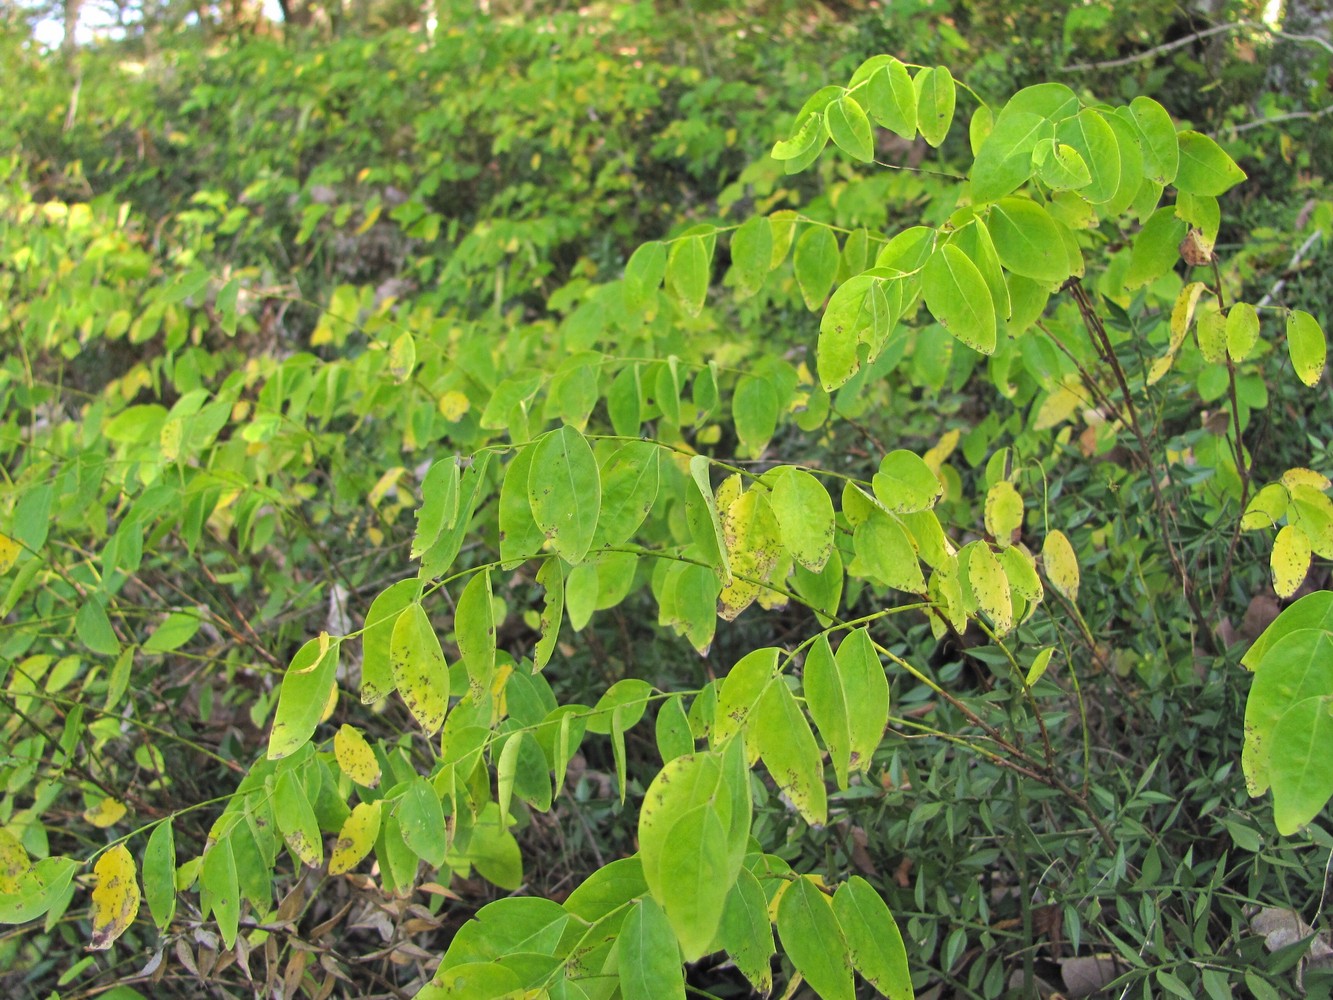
[2,2,1333,998]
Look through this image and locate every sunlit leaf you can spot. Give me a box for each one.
[88,845,139,950]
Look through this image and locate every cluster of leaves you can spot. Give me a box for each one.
[3,4,1333,1000]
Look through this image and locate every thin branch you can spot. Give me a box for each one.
[1061,18,1333,73]
[1258,227,1326,309]
[1227,104,1333,135]
[1059,22,1241,72]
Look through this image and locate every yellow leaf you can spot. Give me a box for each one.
[0,532,21,574]
[983,481,1024,548]
[1271,524,1312,599]
[1280,467,1332,492]
[329,801,382,875]
[0,828,31,892]
[84,797,128,829]
[333,724,381,788]
[437,390,470,422]
[89,844,139,950]
[964,543,1013,636]
[1042,529,1080,603]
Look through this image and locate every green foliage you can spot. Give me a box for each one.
[3,4,1333,998]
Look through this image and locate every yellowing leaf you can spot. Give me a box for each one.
[963,542,1013,635]
[83,797,128,828]
[388,331,416,383]
[983,481,1024,548]
[0,533,18,574]
[1281,468,1332,492]
[1271,523,1312,599]
[334,724,381,787]
[1042,529,1080,602]
[391,604,450,735]
[1241,483,1290,531]
[437,390,470,421]
[329,801,382,875]
[1287,309,1327,388]
[0,828,30,893]
[719,489,783,622]
[1226,302,1261,363]
[89,844,139,950]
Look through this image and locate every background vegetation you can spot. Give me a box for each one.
[1,0,1332,998]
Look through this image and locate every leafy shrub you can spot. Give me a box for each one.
[3,9,1333,1000]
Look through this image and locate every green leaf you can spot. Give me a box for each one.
[1034,139,1092,190]
[826,95,875,162]
[361,579,418,704]
[984,481,1024,546]
[818,274,892,390]
[733,375,779,458]
[455,571,495,687]
[922,243,997,354]
[528,425,601,565]
[597,445,658,552]
[913,66,955,148]
[837,628,889,776]
[769,468,836,571]
[142,611,201,653]
[142,820,176,931]
[794,225,840,312]
[655,694,694,764]
[1001,81,1079,120]
[1287,310,1327,387]
[987,197,1070,284]
[1125,206,1188,290]
[268,636,339,759]
[713,646,778,749]
[1175,130,1246,196]
[638,752,739,960]
[851,509,927,595]
[391,604,450,735]
[687,455,731,584]
[533,558,564,673]
[1244,591,1333,669]
[397,774,448,869]
[624,241,667,314]
[498,445,546,567]
[874,450,944,513]
[1226,302,1261,363]
[618,897,685,1000]
[76,597,120,657]
[1130,96,1179,185]
[1270,695,1333,835]
[666,235,711,316]
[420,452,493,580]
[1056,109,1120,205]
[1243,629,1333,796]
[803,635,852,788]
[832,877,914,1000]
[771,111,824,161]
[867,60,917,139]
[201,839,239,948]
[778,878,853,1000]
[970,111,1049,203]
[729,215,773,299]
[718,868,774,995]
[755,681,827,826]
[1025,648,1056,688]
[272,769,322,868]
